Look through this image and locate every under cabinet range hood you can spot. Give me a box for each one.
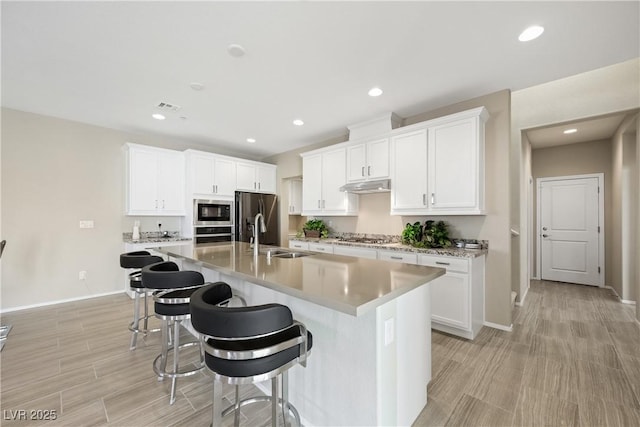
[339,179,391,194]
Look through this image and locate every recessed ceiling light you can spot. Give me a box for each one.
[368,87,383,97]
[247,138,256,143]
[563,128,578,134]
[152,113,166,120]
[293,119,304,126]
[190,82,205,91]
[227,44,246,58]
[519,25,544,42]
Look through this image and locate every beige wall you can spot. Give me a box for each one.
[636,118,640,321]
[267,89,513,328]
[531,139,613,286]
[0,108,257,310]
[611,114,639,302]
[513,58,640,316]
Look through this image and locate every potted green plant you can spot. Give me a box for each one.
[401,220,451,248]
[303,219,329,238]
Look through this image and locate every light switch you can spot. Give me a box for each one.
[79,220,94,229]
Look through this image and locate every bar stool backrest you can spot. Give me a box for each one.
[142,261,204,290]
[120,251,163,269]
[191,285,293,338]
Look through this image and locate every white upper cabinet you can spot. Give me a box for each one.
[288,178,303,215]
[428,115,485,214]
[390,107,488,215]
[188,151,236,198]
[301,148,358,216]
[346,138,390,182]
[125,143,185,216]
[390,129,428,213]
[236,161,276,194]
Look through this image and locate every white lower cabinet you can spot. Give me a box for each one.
[308,242,334,254]
[333,245,377,259]
[378,250,418,264]
[288,240,309,251]
[418,254,485,340]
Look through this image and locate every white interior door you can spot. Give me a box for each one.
[539,175,602,286]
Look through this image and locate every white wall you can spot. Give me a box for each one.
[0,108,255,311]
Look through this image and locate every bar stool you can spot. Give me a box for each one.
[120,251,163,350]
[190,283,313,427]
[141,261,233,405]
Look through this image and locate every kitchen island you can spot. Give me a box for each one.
[154,242,445,426]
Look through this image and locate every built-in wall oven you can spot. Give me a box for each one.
[193,199,233,244]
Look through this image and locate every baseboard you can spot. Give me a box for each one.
[604,286,637,305]
[0,290,125,314]
[483,321,513,332]
[531,275,540,280]
[515,287,529,307]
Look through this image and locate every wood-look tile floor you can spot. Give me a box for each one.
[415,280,640,427]
[1,280,639,426]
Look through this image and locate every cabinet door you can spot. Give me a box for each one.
[213,157,236,196]
[289,179,302,214]
[236,162,256,191]
[366,138,390,179]
[390,129,428,214]
[157,151,185,215]
[256,165,276,193]
[322,148,349,213]
[128,147,159,214]
[302,154,323,215]
[192,154,215,195]
[430,272,470,329]
[346,143,366,182]
[428,117,479,212]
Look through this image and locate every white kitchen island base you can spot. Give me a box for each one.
[206,270,432,427]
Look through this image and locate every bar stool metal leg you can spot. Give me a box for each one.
[170,319,180,405]
[130,290,141,350]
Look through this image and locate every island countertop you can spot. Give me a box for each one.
[153,241,445,316]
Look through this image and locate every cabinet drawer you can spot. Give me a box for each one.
[308,243,334,254]
[378,250,418,264]
[333,245,377,259]
[419,255,469,273]
[288,240,309,250]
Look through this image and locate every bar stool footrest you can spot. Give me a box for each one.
[221,396,301,427]
[152,341,204,379]
[128,316,161,334]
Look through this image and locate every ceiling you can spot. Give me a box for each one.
[526,112,633,149]
[2,1,639,159]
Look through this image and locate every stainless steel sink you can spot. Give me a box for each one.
[272,252,311,259]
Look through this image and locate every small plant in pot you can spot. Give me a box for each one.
[303,219,328,238]
[401,220,451,248]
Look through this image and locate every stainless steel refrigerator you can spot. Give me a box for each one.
[234,191,279,246]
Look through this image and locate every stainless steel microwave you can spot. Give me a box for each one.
[193,199,233,226]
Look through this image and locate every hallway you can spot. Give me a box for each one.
[415,279,640,426]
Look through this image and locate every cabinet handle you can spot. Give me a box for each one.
[155,200,158,209]
[422,194,426,206]
[435,261,450,266]
[391,256,403,260]
[431,193,435,204]
[362,166,365,177]
[161,200,165,209]
[317,248,325,251]
[368,166,371,176]
[322,200,325,208]
[318,200,321,208]
[258,182,261,190]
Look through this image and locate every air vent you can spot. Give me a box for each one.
[156,102,181,112]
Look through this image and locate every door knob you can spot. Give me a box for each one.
[542,227,547,231]
[542,234,550,238]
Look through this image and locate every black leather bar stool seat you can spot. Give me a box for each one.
[142,261,233,405]
[190,283,313,427]
[120,251,163,350]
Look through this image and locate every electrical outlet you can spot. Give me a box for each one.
[79,220,94,229]
[79,271,87,280]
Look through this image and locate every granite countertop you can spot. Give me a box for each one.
[289,237,488,258]
[123,232,191,244]
[153,242,445,317]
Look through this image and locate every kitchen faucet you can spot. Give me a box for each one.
[253,213,267,257]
